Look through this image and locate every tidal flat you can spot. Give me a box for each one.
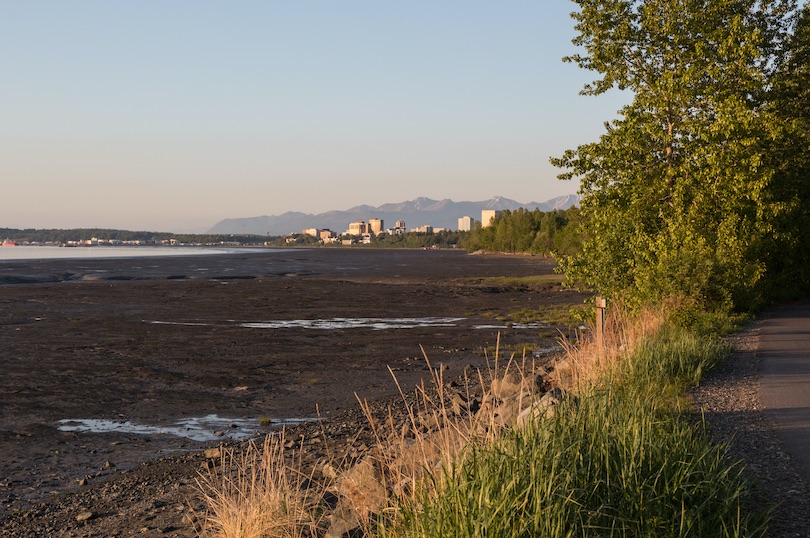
[0,248,588,533]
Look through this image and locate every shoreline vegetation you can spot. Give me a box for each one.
[194,304,765,537]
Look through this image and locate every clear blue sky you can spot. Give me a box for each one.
[1,1,629,233]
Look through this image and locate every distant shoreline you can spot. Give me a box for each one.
[0,245,272,262]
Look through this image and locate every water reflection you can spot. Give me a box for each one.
[57,414,318,442]
[148,317,551,331]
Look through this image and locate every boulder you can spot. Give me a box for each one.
[517,387,571,426]
[326,458,386,537]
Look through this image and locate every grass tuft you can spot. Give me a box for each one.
[195,433,320,538]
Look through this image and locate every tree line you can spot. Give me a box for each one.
[0,228,270,245]
[460,207,583,256]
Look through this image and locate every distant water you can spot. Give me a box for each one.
[0,245,236,261]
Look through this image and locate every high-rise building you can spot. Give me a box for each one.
[481,210,501,228]
[348,221,367,236]
[458,215,476,231]
[368,218,384,236]
[388,220,406,235]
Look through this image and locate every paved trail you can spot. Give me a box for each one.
[760,301,810,484]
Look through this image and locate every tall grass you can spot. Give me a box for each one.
[195,306,766,538]
[195,434,320,538]
[383,391,763,537]
[378,309,766,538]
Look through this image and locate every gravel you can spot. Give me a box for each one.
[691,320,810,537]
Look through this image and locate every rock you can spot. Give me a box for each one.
[450,393,468,415]
[326,458,387,537]
[490,371,524,398]
[75,511,94,522]
[554,358,572,376]
[320,462,338,480]
[204,447,221,459]
[336,458,386,512]
[517,387,571,426]
[541,387,566,406]
[326,504,361,538]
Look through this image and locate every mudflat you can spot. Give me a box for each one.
[0,247,587,533]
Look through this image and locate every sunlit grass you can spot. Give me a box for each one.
[377,306,766,538]
[506,303,589,326]
[461,274,564,288]
[195,304,765,538]
[195,434,320,538]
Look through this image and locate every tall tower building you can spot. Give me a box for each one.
[481,210,500,228]
[368,218,384,236]
[458,215,475,231]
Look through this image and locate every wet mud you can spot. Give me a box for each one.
[0,248,588,518]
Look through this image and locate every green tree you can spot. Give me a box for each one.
[762,3,810,299]
[552,0,797,310]
[460,207,582,255]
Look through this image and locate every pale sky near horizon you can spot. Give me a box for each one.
[1,1,630,233]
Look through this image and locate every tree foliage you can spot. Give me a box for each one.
[762,3,810,299]
[552,0,806,310]
[369,230,466,249]
[461,207,583,255]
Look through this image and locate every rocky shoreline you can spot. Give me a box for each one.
[0,358,563,537]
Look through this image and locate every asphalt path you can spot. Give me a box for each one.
[760,301,810,484]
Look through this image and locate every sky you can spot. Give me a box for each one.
[1,1,630,233]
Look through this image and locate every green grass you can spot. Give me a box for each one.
[507,303,589,327]
[378,326,766,538]
[462,274,564,288]
[478,342,545,358]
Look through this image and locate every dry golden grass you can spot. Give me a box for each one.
[195,433,320,538]
[194,305,670,537]
[555,302,666,392]
[354,340,550,525]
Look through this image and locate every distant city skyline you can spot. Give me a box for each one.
[1,2,629,233]
[207,193,578,236]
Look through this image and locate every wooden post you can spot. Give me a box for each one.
[595,296,607,352]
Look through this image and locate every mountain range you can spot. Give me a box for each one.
[206,194,580,236]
